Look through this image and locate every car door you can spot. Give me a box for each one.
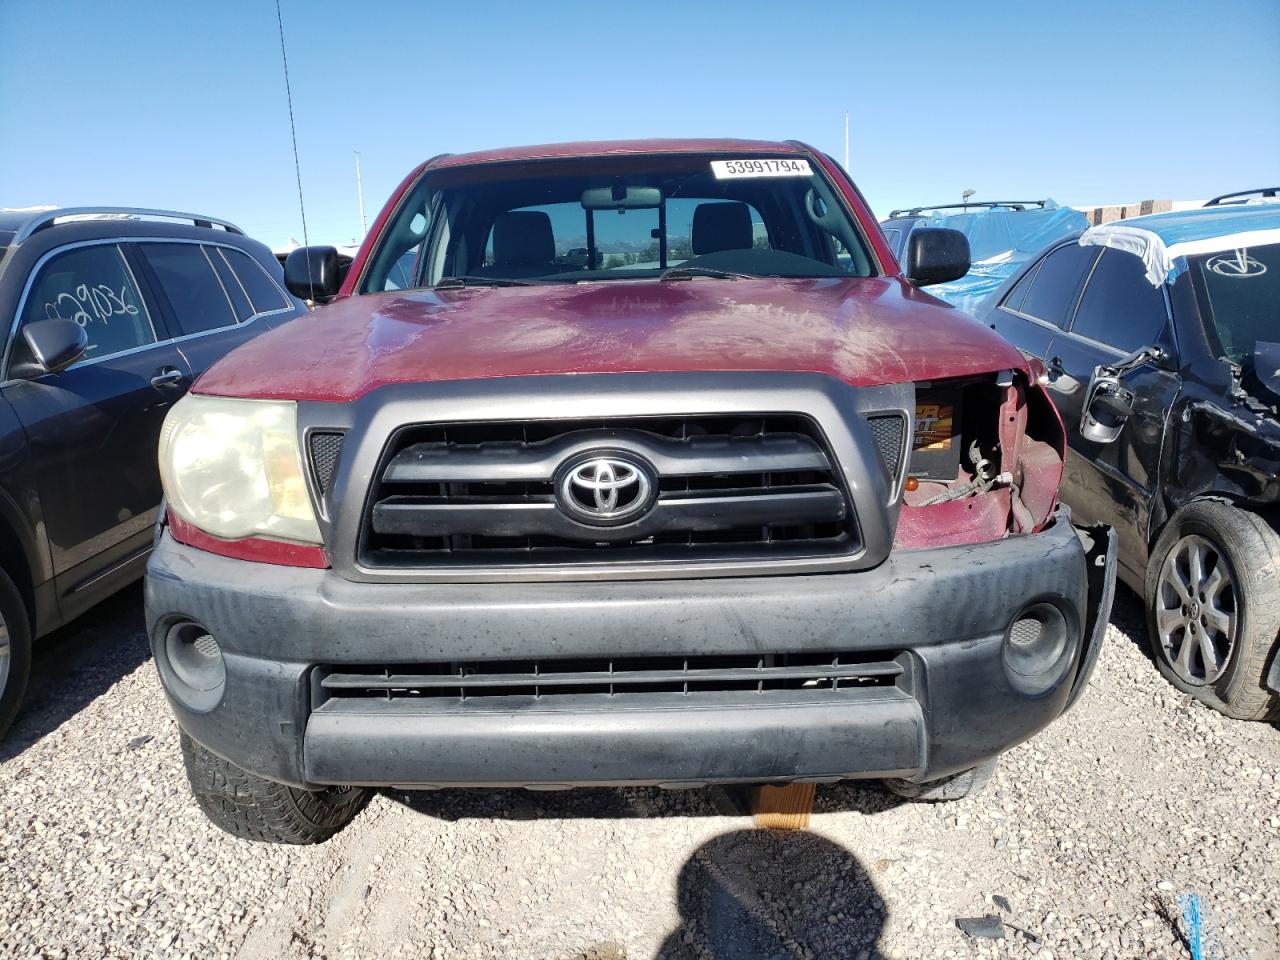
[134,241,295,380]
[989,240,1101,371]
[1044,248,1180,580]
[2,241,191,614]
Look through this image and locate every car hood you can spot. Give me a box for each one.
[195,276,1027,402]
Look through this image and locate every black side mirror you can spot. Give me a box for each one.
[21,319,88,375]
[1080,373,1136,443]
[284,246,341,302]
[903,227,970,286]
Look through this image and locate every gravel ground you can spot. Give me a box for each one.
[1,583,1277,960]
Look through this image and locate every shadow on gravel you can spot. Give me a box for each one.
[1109,584,1156,665]
[654,829,885,959]
[390,780,904,823]
[0,583,149,763]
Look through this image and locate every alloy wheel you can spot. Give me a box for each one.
[1155,534,1237,685]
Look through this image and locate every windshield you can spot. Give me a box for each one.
[359,154,876,292]
[1187,243,1280,387]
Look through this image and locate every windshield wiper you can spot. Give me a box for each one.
[432,275,540,289]
[658,266,754,282]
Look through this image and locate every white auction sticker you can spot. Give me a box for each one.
[711,158,813,179]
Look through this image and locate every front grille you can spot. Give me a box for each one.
[316,650,905,702]
[309,432,345,494]
[359,415,857,569]
[864,414,906,483]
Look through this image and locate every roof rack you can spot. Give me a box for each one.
[887,200,1047,218]
[13,207,244,245]
[1204,188,1280,207]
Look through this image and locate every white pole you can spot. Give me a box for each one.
[844,111,849,172]
[354,150,367,237]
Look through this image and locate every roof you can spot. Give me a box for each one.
[431,138,808,169]
[1079,204,1280,286]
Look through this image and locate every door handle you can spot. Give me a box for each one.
[150,367,186,389]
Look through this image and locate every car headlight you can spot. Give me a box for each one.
[158,394,321,544]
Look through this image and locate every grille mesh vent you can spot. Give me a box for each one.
[864,415,905,481]
[1009,618,1043,646]
[309,432,345,494]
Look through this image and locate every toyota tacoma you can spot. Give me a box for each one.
[147,139,1116,844]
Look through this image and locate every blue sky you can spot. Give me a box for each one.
[2,0,1277,250]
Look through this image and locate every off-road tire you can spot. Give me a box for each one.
[1146,501,1280,721]
[0,567,32,741]
[883,757,997,801]
[180,731,368,844]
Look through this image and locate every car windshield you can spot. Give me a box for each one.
[1187,243,1280,388]
[359,154,876,292]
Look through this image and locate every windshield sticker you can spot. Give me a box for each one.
[1206,250,1267,278]
[711,158,813,180]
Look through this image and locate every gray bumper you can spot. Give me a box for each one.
[145,507,1115,790]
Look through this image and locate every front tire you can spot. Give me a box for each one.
[180,731,369,844]
[0,567,32,741]
[884,757,997,801]
[1146,501,1280,721]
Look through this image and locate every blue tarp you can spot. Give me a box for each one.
[1079,204,1280,285]
[921,201,1089,315]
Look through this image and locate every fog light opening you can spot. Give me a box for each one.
[162,621,227,710]
[1002,602,1074,696]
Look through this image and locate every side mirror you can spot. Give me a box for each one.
[21,319,88,375]
[284,246,341,302]
[1080,372,1136,443]
[903,227,970,286]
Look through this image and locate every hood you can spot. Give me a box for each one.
[195,277,1027,403]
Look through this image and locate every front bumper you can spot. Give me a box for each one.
[145,508,1115,790]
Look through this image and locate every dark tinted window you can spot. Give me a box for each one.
[141,243,235,335]
[1001,259,1042,313]
[206,247,253,321]
[19,244,155,360]
[222,248,289,314]
[1071,249,1168,353]
[1017,242,1099,328]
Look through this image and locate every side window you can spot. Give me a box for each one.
[881,227,902,259]
[19,244,156,362]
[140,243,236,336]
[1017,243,1100,328]
[221,248,290,314]
[1001,258,1043,313]
[1071,249,1168,353]
[206,247,253,321]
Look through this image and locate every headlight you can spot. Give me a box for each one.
[159,394,321,544]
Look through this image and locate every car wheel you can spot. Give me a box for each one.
[1146,501,1280,721]
[180,731,369,844]
[0,567,32,741]
[883,757,997,801]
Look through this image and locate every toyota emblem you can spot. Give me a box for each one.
[555,454,656,526]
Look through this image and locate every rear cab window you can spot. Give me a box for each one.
[15,243,156,365]
[358,152,878,293]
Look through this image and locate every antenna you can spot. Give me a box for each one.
[844,111,850,171]
[275,0,313,294]
[354,151,367,238]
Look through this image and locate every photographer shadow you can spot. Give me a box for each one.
[655,828,887,959]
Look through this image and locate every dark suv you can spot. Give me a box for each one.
[0,207,305,736]
[146,139,1115,844]
[980,204,1280,721]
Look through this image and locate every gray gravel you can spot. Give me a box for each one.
[1,584,1277,959]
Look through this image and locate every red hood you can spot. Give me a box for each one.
[196,277,1026,402]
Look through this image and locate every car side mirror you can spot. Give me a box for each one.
[20,319,88,375]
[903,227,970,287]
[284,246,341,302]
[1080,371,1136,443]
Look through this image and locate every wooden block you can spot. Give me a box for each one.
[750,783,816,830]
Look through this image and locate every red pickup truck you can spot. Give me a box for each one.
[147,139,1115,844]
